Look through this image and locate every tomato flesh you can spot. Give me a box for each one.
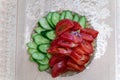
[56,19,74,36]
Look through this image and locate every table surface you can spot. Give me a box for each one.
[0,0,120,80]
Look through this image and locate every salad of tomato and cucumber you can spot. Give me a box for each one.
[27,10,99,78]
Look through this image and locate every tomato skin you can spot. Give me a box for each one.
[60,31,82,44]
[67,59,85,71]
[73,46,87,55]
[81,33,94,42]
[57,39,79,48]
[73,21,82,30]
[57,48,72,56]
[52,60,67,78]
[81,28,99,38]
[80,40,93,54]
[49,56,67,67]
[56,19,74,36]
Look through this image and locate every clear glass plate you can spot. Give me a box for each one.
[16,0,116,80]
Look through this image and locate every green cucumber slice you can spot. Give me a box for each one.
[38,44,50,53]
[73,13,80,22]
[34,27,44,34]
[46,30,56,40]
[65,11,73,20]
[79,16,86,28]
[38,18,52,30]
[33,35,50,45]
[31,33,38,39]
[28,48,38,55]
[60,11,66,20]
[51,12,60,26]
[37,57,49,65]
[30,56,36,62]
[46,12,55,28]
[27,42,37,49]
[32,52,45,60]
[47,53,52,59]
[38,64,49,71]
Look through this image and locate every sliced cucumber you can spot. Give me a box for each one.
[60,11,66,20]
[27,42,37,49]
[79,16,86,28]
[38,44,50,53]
[38,64,49,71]
[33,35,50,45]
[37,57,49,65]
[34,27,44,34]
[32,52,45,60]
[51,12,60,26]
[38,18,52,30]
[30,56,36,62]
[47,53,52,59]
[28,48,38,55]
[46,30,56,40]
[73,13,80,22]
[46,12,55,28]
[31,33,38,39]
[65,11,73,20]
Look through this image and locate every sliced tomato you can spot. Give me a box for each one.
[70,51,90,65]
[57,48,72,56]
[49,56,68,67]
[47,45,58,55]
[80,40,93,54]
[67,59,85,71]
[81,33,94,42]
[81,28,99,38]
[56,19,74,36]
[52,60,67,78]
[73,46,87,55]
[60,31,82,43]
[57,39,79,48]
[73,21,82,30]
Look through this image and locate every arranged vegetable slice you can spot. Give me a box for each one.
[46,30,56,40]
[60,11,66,20]
[46,12,55,28]
[73,13,80,22]
[28,48,38,55]
[52,12,60,26]
[38,44,50,53]
[79,16,86,28]
[55,19,74,36]
[38,17,52,29]
[32,52,45,60]
[27,42,37,49]
[31,33,38,38]
[37,57,49,65]
[65,11,73,20]
[39,64,49,71]
[33,34,50,45]
[34,27,45,34]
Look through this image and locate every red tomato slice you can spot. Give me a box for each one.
[73,46,87,55]
[73,21,82,30]
[52,60,67,78]
[57,48,72,56]
[57,39,79,48]
[81,33,94,42]
[80,40,93,54]
[67,59,85,71]
[71,51,90,65]
[49,56,67,67]
[60,31,82,43]
[56,19,74,36]
[81,28,99,38]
